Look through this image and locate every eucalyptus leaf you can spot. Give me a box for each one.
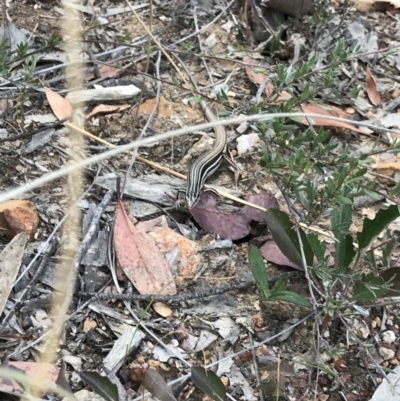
[191,367,226,401]
[248,245,269,294]
[266,209,314,269]
[79,371,118,401]
[353,274,387,301]
[357,206,400,260]
[272,278,287,292]
[269,290,311,308]
[143,369,177,401]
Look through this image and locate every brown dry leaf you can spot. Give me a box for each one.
[86,104,130,119]
[190,192,278,240]
[148,226,201,280]
[0,98,8,117]
[376,160,400,177]
[366,66,382,106]
[243,56,291,102]
[300,103,371,135]
[45,87,73,120]
[0,233,29,317]
[350,0,400,11]
[0,200,39,239]
[83,317,97,332]
[0,361,58,395]
[114,198,176,295]
[131,96,186,117]
[97,64,125,79]
[260,240,335,270]
[153,302,172,318]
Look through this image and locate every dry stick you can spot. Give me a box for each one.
[121,0,156,197]
[131,311,316,401]
[78,272,304,302]
[67,122,334,238]
[168,0,236,48]
[0,238,58,333]
[124,0,192,91]
[249,332,265,401]
[121,51,162,196]
[1,112,396,203]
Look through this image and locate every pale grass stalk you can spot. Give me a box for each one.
[38,0,85,381]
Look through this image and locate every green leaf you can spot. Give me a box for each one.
[272,278,287,292]
[269,291,311,308]
[363,189,381,201]
[191,367,226,401]
[331,201,355,271]
[307,234,326,260]
[248,245,269,295]
[390,180,400,196]
[381,232,395,268]
[380,267,400,297]
[188,96,203,103]
[331,202,352,237]
[335,234,355,272]
[353,274,387,301]
[335,195,353,205]
[357,206,400,260]
[266,209,314,269]
[79,372,119,401]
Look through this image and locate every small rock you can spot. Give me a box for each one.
[351,318,370,339]
[379,345,396,360]
[381,330,396,344]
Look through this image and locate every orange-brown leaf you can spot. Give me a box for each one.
[114,199,176,295]
[300,103,372,135]
[366,66,381,106]
[45,88,73,120]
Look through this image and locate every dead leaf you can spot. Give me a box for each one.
[45,88,73,120]
[86,104,130,119]
[0,361,58,395]
[243,56,291,102]
[0,98,8,117]
[114,198,176,295]
[143,369,177,401]
[0,233,29,317]
[260,240,335,270]
[260,241,303,270]
[376,160,400,178]
[300,103,372,136]
[190,192,278,240]
[83,318,97,332]
[0,200,39,239]
[148,226,201,280]
[131,96,184,117]
[153,302,172,318]
[366,66,381,106]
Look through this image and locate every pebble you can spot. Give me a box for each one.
[381,330,396,344]
[379,345,396,360]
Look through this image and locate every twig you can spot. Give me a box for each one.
[1,111,397,205]
[0,238,58,333]
[77,272,304,303]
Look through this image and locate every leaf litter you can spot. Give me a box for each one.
[3,0,400,400]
